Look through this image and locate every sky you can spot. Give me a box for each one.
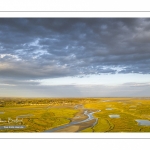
[0,18,150,97]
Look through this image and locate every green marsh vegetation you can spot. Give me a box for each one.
[0,97,150,132]
[83,98,150,132]
[0,98,81,132]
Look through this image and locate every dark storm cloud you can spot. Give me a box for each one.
[0,18,150,85]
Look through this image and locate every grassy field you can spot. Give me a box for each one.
[0,98,80,132]
[82,98,150,132]
[0,97,150,132]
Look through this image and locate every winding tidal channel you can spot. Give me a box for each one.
[44,106,100,132]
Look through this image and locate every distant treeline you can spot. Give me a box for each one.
[0,97,99,107]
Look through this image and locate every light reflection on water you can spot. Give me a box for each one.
[102,100,110,102]
[17,114,34,118]
[129,105,137,108]
[135,119,150,126]
[109,114,120,118]
[106,108,113,110]
[0,112,5,114]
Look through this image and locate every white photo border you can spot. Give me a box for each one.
[0,7,150,139]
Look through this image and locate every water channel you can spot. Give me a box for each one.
[44,109,100,132]
[135,119,150,126]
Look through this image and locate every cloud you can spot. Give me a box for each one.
[122,82,150,87]
[0,18,150,85]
